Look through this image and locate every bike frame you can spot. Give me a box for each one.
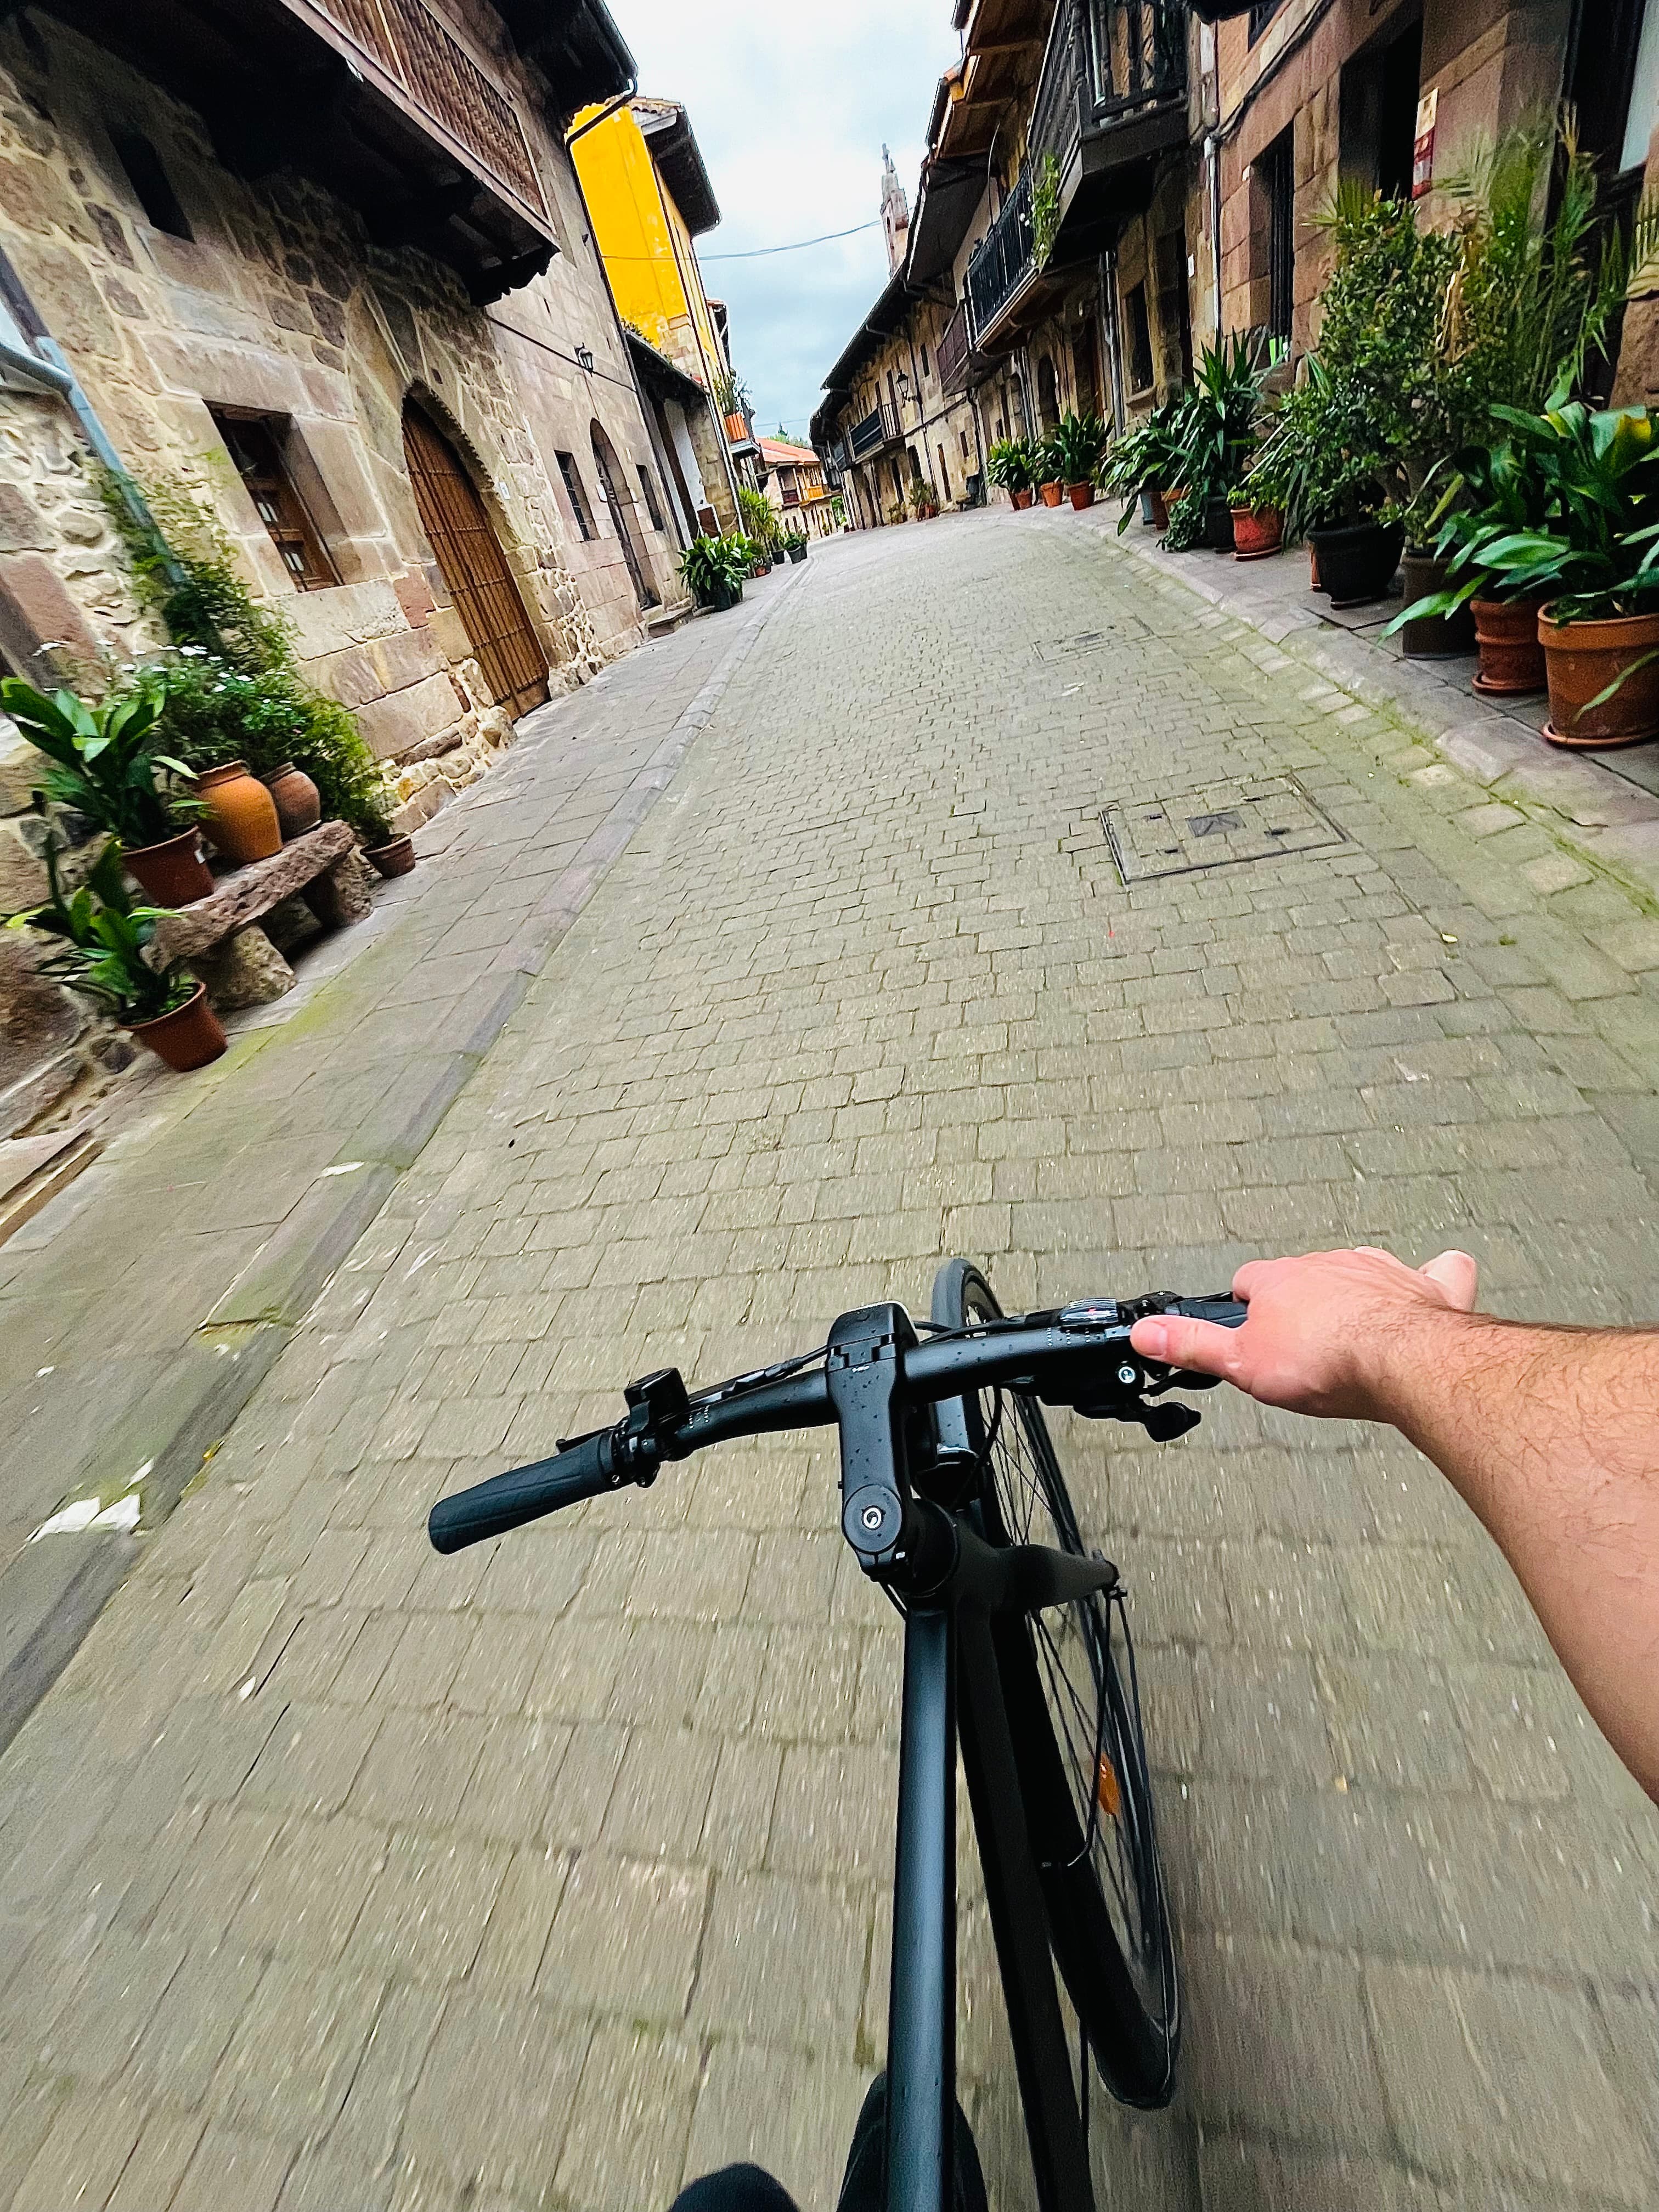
[826,1304,1100,2212]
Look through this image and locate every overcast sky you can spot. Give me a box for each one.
[612,0,961,444]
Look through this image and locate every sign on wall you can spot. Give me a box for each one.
[1412,88,1438,200]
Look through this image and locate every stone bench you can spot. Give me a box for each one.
[144,821,376,1009]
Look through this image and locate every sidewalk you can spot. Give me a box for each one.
[1093,505,1659,906]
[0,565,804,1750]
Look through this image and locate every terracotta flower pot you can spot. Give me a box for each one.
[1307,518,1403,608]
[1148,487,1169,531]
[1011,488,1034,510]
[366,834,417,878]
[1470,594,1549,696]
[195,761,281,865]
[1066,482,1096,510]
[1398,550,1476,659]
[260,762,321,840]
[1231,504,1283,560]
[120,826,213,906]
[1539,605,1659,747]
[724,411,748,443]
[129,983,227,1072]
[1039,481,1064,507]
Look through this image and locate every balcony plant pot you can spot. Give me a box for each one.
[1066,482,1096,510]
[1039,481,1064,508]
[1470,594,1549,695]
[724,411,748,443]
[365,833,417,877]
[260,762,322,840]
[196,760,281,865]
[1538,605,1659,747]
[1306,518,1403,608]
[1011,488,1034,510]
[120,826,213,907]
[129,983,227,1073]
[1398,551,1476,659]
[1231,503,1283,560]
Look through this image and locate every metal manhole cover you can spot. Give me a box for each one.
[1033,620,1147,662]
[1102,774,1347,884]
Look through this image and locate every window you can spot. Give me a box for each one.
[1154,228,1194,388]
[637,464,665,531]
[110,127,191,238]
[1340,16,1421,202]
[1124,283,1154,395]
[921,345,931,379]
[556,450,595,539]
[1261,128,1295,342]
[960,430,969,458]
[936,444,950,501]
[211,409,338,589]
[1248,0,1285,44]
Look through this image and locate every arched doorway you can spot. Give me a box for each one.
[1036,352,1060,432]
[590,421,658,611]
[401,403,549,716]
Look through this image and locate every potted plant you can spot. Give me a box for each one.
[1163,336,1270,553]
[678,532,747,612]
[1102,402,1184,531]
[1403,400,1659,744]
[784,528,809,564]
[986,438,1037,509]
[1,674,212,905]
[10,836,227,1071]
[888,500,909,525]
[909,474,938,520]
[1036,442,1065,507]
[712,369,751,446]
[1048,411,1107,508]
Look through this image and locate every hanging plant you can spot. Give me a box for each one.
[1031,154,1063,269]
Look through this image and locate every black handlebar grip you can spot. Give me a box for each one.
[1173,1296,1249,1329]
[428,1429,620,1553]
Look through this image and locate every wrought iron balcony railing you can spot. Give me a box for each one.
[966,0,1187,347]
[848,400,900,462]
[965,168,1034,347]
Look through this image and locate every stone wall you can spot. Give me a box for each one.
[0,9,682,861]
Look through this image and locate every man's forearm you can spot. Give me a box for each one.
[1372,1313,1659,1799]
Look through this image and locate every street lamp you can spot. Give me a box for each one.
[575,345,594,373]
[896,370,911,410]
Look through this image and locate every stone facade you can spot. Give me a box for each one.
[0,7,685,862]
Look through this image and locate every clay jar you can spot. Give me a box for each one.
[196,761,281,865]
[261,763,322,840]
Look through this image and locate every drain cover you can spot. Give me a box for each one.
[1102,775,1347,884]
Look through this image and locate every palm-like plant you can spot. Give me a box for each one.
[1102,400,1187,529]
[1,676,197,850]
[986,438,1039,493]
[10,837,192,1022]
[1047,410,1108,486]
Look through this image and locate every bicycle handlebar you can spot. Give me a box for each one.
[427,1293,1248,1553]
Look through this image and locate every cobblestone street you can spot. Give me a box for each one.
[2,510,1657,2209]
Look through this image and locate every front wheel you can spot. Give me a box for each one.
[931,1259,1181,2109]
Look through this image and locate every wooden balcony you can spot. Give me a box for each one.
[937,301,973,392]
[29,0,631,301]
[848,400,901,462]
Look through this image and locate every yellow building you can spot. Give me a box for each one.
[570,95,750,535]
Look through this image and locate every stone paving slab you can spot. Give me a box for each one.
[0,575,802,1747]
[0,520,1655,2210]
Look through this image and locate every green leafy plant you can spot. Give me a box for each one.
[678,533,749,600]
[1167,335,1270,506]
[9,835,193,1023]
[887,499,908,524]
[96,469,394,839]
[1047,410,1108,487]
[1030,153,1063,269]
[737,483,784,552]
[1390,400,1659,629]
[985,438,1039,493]
[711,368,751,420]
[1,676,199,850]
[1101,400,1186,531]
[908,472,937,516]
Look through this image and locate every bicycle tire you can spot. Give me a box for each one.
[931,1258,1180,2110]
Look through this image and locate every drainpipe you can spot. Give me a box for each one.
[1099,250,1125,435]
[0,240,184,585]
[566,81,639,148]
[1206,131,1224,344]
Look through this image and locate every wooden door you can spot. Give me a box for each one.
[402,406,549,717]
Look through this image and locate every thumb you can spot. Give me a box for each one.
[1419,1249,1479,1311]
[1130,1313,1243,1378]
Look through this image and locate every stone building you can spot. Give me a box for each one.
[754,436,836,538]
[0,0,699,1133]
[817,0,1658,502]
[569,92,751,537]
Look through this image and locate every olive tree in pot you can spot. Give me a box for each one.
[2,675,211,905]
[10,836,226,1070]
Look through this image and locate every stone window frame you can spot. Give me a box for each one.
[208,406,342,592]
[107,123,192,240]
[636,464,665,533]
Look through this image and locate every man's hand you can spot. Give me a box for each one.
[1130,1246,1481,1421]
